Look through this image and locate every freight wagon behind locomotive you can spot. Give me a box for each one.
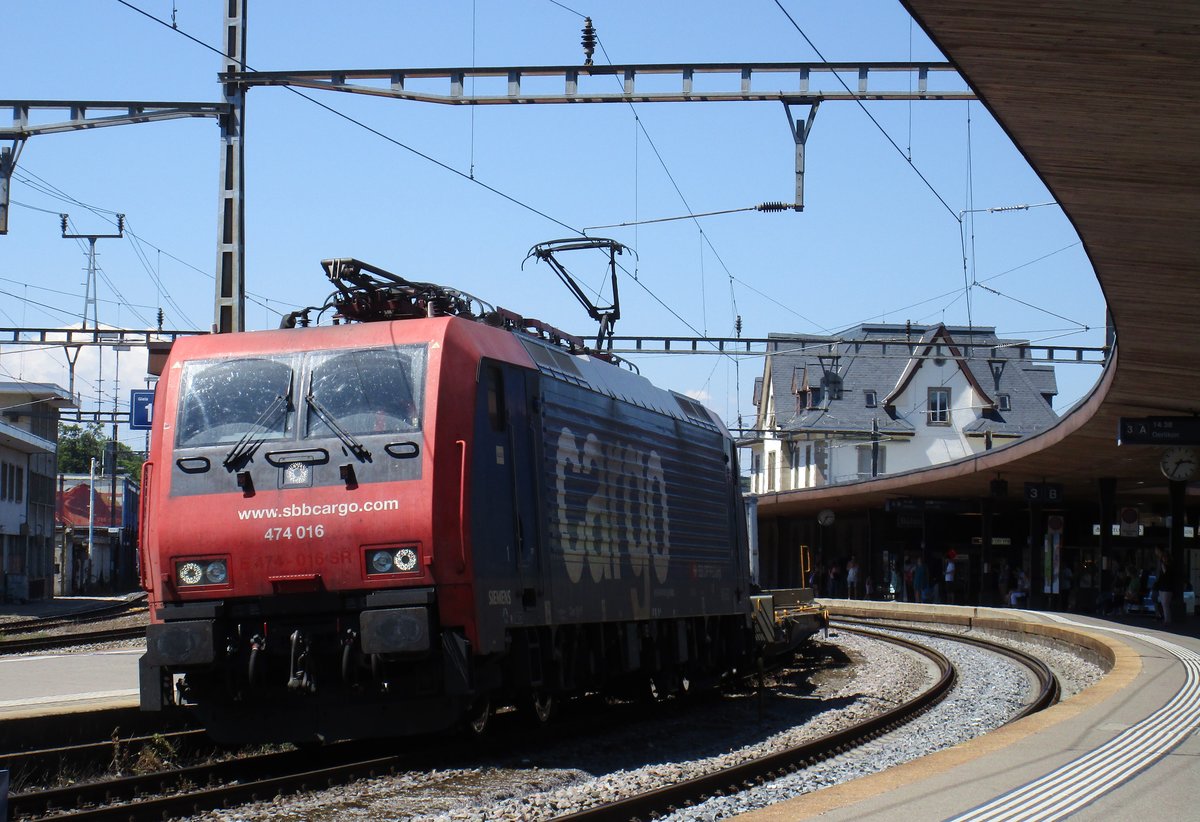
[139,255,819,743]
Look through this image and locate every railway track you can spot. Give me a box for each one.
[2,624,1060,821]
[558,621,1059,821]
[5,740,424,821]
[0,626,145,655]
[834,617,1062,720]
[0,596,147,636]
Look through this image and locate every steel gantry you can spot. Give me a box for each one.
[564,334,1110,364]
[0,100,231,235]
[227,60,974,216]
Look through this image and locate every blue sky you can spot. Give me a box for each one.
[2,1,1104,446]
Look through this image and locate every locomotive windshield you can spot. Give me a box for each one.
[176,357,295,447]
[305,345,427,437]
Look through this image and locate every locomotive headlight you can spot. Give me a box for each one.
[175,557,231,587]
[367,546,420,575]
[369,549,395,574]
[177,561,204,586]
[205,560,228,584]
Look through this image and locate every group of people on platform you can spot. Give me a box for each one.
[1097,547,1178,622]
[806,546,1187,622]
[806,554,961,604]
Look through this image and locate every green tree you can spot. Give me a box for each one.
[58,423,143,476]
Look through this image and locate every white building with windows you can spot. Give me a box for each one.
[0,381,74,601]
[746,324,1058,494]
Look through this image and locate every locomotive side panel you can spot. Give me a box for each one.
[540,377,748,626]
[465,359,545,654]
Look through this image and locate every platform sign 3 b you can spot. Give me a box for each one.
[130,389,156,430]
[1025,482,1064,504]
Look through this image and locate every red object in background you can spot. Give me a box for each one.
[56,482,121,528]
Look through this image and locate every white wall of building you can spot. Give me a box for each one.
[750,358,999,490]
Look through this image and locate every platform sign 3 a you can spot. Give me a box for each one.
[1118,416,1200,445]
[130,389,156,430]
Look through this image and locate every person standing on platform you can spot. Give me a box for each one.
[1154,547,1174,623]
[846,557,860,599]
[944,554,957,604]
[1010,568,1029,607]
[914,557,929,604]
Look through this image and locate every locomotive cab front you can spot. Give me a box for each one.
[139,322,479,742]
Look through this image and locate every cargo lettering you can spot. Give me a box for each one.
[554,427,670,586]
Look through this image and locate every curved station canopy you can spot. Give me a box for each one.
[758,0,1200,517]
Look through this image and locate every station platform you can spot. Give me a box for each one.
[741,601,1200,821]
[0,594,144,721]
[0,648,141,721]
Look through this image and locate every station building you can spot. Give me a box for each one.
[745,323,1058,492]
[0,381,74,602]
[743,330,1199,618]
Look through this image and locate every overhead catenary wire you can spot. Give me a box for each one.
[15,166,283,326]
[104,1,1100,423]
[117,0,750,367]
[114,0,581,237]
[581,202,796,232]
[772,0,960,223]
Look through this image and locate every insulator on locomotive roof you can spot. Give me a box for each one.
[581,17,596,66]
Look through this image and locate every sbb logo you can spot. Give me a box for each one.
[554,427,671,586]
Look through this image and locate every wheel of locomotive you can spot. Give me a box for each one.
[464,695,492,736]
[520,690,557,727]
[247,647,265,687]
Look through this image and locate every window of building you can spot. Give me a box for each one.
[928,387,951,425]
[767,451,776,491]
[998,393,1011,411]
[752,452,762,493]
[813,441,829,481]
[824,374,843,401]
[856,444,887,476]
[1,460,7,500]
[15,466,22,502]
[864,390,877,408]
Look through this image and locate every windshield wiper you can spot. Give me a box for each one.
[223,383,293,472]
[306,390,372,462]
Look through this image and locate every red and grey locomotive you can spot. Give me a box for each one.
[139,254,780,742]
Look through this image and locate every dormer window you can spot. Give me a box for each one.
[864,390,877,408]
[928,387,951,425]
[998,393,1011,412]
[824,374,843,401]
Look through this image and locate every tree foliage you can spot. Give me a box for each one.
[58,423,143,476]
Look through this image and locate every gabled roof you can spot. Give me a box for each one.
[756,323,1057,439]
[882,324,995,410]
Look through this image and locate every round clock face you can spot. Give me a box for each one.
[817,509,835,526]
[1160,446,1197,481]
